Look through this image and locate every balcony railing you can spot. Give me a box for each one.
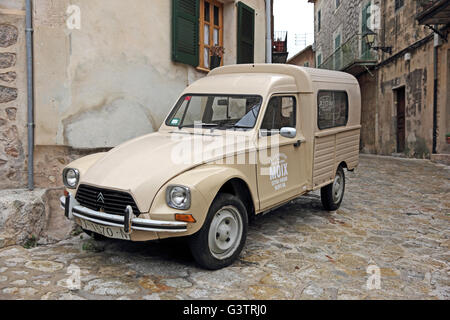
[318,34,378,74]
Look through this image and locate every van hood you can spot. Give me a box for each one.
[80,131,254,212]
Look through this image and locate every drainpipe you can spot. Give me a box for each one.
[432,28,438,154]
[25,0,34,190]
[265,0,272,63]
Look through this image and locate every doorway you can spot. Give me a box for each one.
[395,87,406,153]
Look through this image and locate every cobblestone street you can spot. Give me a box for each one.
[0,155,448,300]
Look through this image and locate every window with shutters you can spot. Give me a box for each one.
[199,0,223,70]
[237,2,255,64]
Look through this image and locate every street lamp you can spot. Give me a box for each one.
[363,29,392,54]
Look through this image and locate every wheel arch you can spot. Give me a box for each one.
[216,177,256,221]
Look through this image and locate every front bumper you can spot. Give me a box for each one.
[60,195,187,233]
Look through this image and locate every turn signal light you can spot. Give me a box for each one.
[64,189,69,197]
[175,214,196,223]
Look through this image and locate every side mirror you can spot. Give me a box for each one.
[280,127,296,138]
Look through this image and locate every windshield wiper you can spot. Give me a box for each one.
[178,123,218,129]
[216,123,252,130]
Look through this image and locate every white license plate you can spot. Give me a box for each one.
[78,218,130,240]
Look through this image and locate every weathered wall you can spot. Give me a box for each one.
[0,0,27,189]
[312,0,449,158]
[0,0,267,189]
[375,0,449,157]
[357,70,376,153]
[33,0,267,149]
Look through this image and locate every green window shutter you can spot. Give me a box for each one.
[172,0,199,67]
[237,2,255,64]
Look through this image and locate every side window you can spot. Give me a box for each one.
[260,96,296,135]
[317,90,348,129]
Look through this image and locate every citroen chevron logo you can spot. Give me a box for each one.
[97,192,105,203]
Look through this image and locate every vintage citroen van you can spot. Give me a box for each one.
[60,64,361,269]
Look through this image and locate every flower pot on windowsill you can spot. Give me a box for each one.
[446,133,450,144]
[210,55,221,70]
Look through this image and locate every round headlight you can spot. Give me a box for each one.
[63,168,79,188]
[166,185,191,210]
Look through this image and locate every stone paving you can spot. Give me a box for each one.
[0,154,448,300]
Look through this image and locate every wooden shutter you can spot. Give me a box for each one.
[237,2,255,64]
[172,0,199,67]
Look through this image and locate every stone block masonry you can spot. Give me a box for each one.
[0,11,28,189]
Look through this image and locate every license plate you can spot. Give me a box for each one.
[78,218,130,240]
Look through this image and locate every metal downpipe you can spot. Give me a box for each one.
[265,0,272,63]
[25,0,34,190]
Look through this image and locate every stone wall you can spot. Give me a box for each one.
[374,0,449,157]
[357,71,377,153]
[0,4,27,189]
[312,0,449,158]
[313,0,370,63]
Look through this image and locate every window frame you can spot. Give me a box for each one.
[198,0,224,70]
[335,0,341,10]
[259,95,297,136]
[317,10,321,32]
[317,90,349,130]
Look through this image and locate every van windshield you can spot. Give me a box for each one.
[166,94,262,130]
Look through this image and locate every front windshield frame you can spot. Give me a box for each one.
[165,93,263,130]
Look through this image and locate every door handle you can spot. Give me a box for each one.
[293,140,302,147]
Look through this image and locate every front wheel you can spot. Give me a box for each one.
[188,193,248,270]
[321,166,345,211]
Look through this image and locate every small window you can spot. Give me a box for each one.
[317,53,322,67]
[317,10,321,32]
[317,91,348,129]
[260,96,296,135]
[395,0,404,11]
[335,0,340,9]
[304,61,310,67]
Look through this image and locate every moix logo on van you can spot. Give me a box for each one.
[269,153,288,191]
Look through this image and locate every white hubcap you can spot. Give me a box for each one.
[208,205,243,260]
[332,170,344,203]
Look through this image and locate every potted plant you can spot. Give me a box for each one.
[210,46,225,70]
[446,133,450,144]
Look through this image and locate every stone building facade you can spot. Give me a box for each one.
[0,0,270,190]
[0,2,27,189]
[310,0,449,160]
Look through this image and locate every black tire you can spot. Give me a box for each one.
[188,193,248,270]
[321,166,345,211]
[82,229,107,241]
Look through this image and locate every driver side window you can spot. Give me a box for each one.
[260,96,296,135]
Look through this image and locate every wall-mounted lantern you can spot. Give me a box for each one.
[363,29,392,54]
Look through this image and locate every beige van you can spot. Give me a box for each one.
[60,64,361,269]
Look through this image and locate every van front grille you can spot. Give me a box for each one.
[75,184,141,216]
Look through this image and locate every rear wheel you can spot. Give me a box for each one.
[189,193,248,270]
[321,166,345,211]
